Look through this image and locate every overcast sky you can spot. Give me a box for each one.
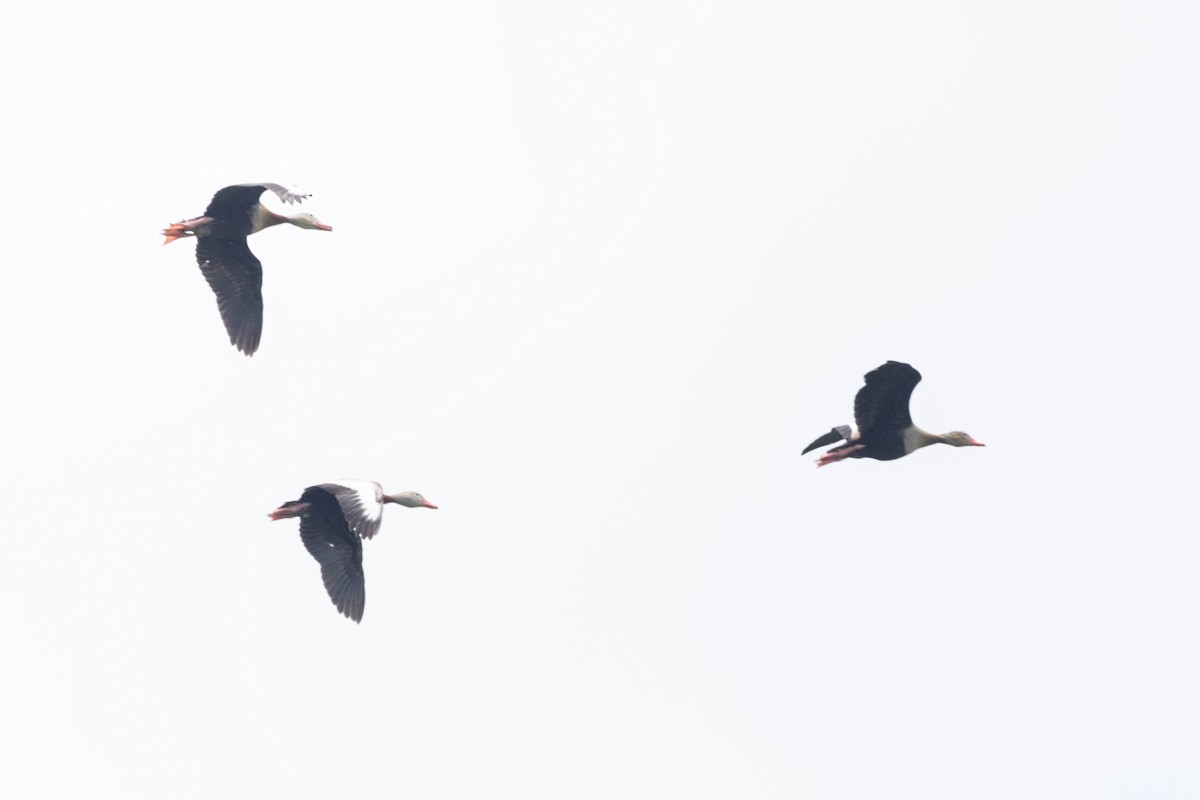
[2,1,1198,798]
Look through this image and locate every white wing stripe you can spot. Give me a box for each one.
[325,480,385,539]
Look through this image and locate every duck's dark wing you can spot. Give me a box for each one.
[297,487,366,623]
[203,183,310,216]
[195,235,263,356]
[317,481,384,540]
[854,361,921,436]
[801,425,854,454]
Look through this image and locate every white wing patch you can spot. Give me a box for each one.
[236,182,312,205]
[324,480,385,540]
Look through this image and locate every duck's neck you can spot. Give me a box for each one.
[251,205,290,234]
[902,425,941,454]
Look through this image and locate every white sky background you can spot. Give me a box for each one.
[1,1,1198,797]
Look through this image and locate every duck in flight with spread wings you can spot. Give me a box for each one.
[162,183,332,355]
[803,361,985,467]
[269,480,438,623]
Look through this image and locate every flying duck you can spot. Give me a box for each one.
[163,182,332,355]
[269,480,437,622]
[804,361,985,467]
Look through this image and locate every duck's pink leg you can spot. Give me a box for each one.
[161,216,213,245]
[817,443,865,467]
[268,501,311,520]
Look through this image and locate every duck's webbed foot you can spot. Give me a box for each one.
[161,216,213,244]
[817,443,864,467]
[268,501,311,520]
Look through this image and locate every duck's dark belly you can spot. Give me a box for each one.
[857,434,907,461]
[203,215,254,239]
